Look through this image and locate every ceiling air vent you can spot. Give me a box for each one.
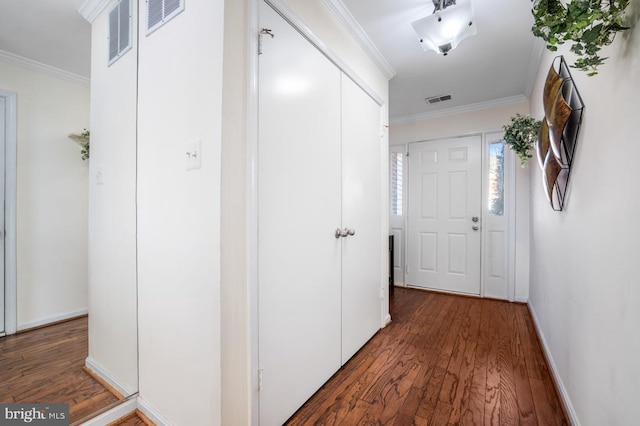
[425,94,452,104]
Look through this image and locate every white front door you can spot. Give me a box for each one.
[406,136,482,295]
[340,74,381,364]
[0,96,5,335]
[258,2,342,425]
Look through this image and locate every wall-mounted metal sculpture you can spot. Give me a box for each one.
[537,56,584,211]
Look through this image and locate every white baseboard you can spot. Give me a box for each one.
[137,397,173,426]
[85,357,136,398]
[78,395,174,426]
[383,313,392,327]
[515,296,528,303]
[79,397,137,426]
[527,302,580,426]
[17,308,88,331]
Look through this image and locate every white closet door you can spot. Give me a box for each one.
[258,2,342,425]
[341,74,381,363]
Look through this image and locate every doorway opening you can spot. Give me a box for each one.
[0,89,17,337]
[391,131,515,301]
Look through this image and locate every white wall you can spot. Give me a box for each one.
[390,102,532,301]
[0,60,89,328]
[86,5,138,395]
[528,8,640,425]
[136,0,224,424]
[219,0,389,423]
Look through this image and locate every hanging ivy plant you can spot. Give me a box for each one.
[531,0,630,76]
[502,114,541,166]
[69,129,90,161]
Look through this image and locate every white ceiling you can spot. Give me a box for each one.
[0,0,540,120]
[340,0,541,121]
[0,0,91,78]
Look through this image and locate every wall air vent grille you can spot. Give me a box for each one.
[108,0,132,66]
[147,0,185,35]
[426,94,452,104]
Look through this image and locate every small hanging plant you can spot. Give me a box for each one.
[68,129,90,161]
[531,0,630,76]
[502,114,541,166]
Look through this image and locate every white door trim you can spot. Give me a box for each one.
[247,1,260,425]
[0,89,17,335]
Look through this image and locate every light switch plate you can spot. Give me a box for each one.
[94,165,104,185]
[185,139,202,171]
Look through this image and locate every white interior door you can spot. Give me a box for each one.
[407,136,481,295]
[258,3,342,425]
[0,97,5,335]
[340,74,381,364]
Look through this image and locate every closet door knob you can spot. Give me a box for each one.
[335,228,343,238]
[347,228,356,236]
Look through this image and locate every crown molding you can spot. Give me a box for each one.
[322,0,396,80]
[0,50,90,87]
[79,0,114,23]
[390,95,529,125]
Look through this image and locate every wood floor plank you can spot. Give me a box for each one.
[523,306,569,424]
[285,288,568,426]
[414,297,468,421]
[497,302,520,426]
[511,306,539,425]
[458,299,490,425]
[0,317,124,423]
[447,300,481,425]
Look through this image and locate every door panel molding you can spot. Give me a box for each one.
[406,135,482,295]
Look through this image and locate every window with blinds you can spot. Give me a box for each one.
[108,0,132,66]
[391,152,403,216]
[147,0,185,35]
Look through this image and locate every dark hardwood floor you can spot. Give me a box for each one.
[0,317,122,424]
[286,287,568,425]
[110,410,150,426]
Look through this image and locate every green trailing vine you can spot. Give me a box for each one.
[502,114,542,166]
[531,0,630,76]
[69,129,90,161]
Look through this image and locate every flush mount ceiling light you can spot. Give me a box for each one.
[411,0,477,56]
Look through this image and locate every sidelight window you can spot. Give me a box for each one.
[488,141,505,216]
[391,152,403,216]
